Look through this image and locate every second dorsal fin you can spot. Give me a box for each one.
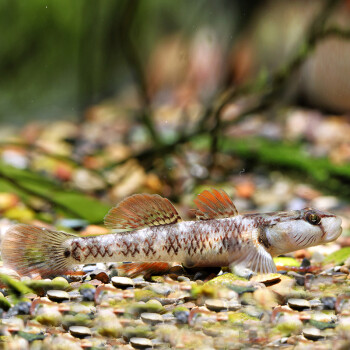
[193,188,238,220]
[104,194,182,231]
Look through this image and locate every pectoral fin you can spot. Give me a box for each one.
[231,244,277,275]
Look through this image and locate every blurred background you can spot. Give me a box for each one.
[0,0,350,228]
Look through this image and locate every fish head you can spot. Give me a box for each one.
[264,208,342,256]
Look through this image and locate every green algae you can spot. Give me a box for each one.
[126,299,164,316]
[274,257,301,267]
[134,289,163,302]
[122,325,153,340]
[62,314,92,330]
[205,273,247,286]
[227,312,259,324]
[0,296,11,311]
[0,274,33,298]
[275,321,302,336]
[24,278,71,296]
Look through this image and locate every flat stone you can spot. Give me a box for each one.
[133,278,149,288]
[205,299,227,312]
[69,326,92,338]
[111,276,134,289]
[47,290,70,302]
[303,327,324,341]
[288,298,310,311]
[130,337,153,349]
[251,273,281,285]
[140,312,163,325]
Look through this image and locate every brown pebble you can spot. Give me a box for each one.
[340,266,349,274]
[95,271,110,284]
[294,249,311,259]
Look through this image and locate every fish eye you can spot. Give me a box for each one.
[305,211,321,225]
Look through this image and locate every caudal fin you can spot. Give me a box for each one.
[1,224,76,278]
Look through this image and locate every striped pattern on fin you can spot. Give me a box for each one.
[193,188,238,220]
[104,194,182,231]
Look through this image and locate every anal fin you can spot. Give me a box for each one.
[117,262,172,278]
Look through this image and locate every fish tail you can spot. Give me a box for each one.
[1,224,76,278]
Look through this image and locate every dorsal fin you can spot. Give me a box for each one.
[193,188,238,220]
[104,194,182,231]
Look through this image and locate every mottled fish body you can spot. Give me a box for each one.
[1,189,342,278]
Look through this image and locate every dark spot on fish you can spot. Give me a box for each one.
[64,248,71,258]
[258,226,271,249]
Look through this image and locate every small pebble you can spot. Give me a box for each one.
[288,298,311,311]
[309,299,323,308]
[174,310,189,324]
[340,266,349,274]
[287,271,305,286]
[205,299,227,312]
[133,278,149,288]
[57,218,88,231]
[130,337,153,349]
[303,327,324,341]
[80,288,95,302]
[69,326,92,338]
[251,273,281,285]
[321,297,336,310]
[147,284,173,296]
[83,265,97,274]
[177,276,190,282]
[140,312,163,325]
[47,290,70,302]
[300,258,311,269]
[90,269,110,284]
[111,276,134,289]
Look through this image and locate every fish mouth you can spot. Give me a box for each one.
[324,220,343,243]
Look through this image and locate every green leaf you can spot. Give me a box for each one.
[323,247,350,265]
[0,162,110,223]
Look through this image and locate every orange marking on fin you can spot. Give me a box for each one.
[104,194,182,231]
[117,262,172,278]
[193,188,238,220]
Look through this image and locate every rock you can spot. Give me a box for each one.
[251,273,281,285]
[177,276,190,282]
[309,299,323,309]
[287,298,311,311]
[80,288,95,302]
[287,271,305,286]
[173,308,190,324]
[90,269,109,284]
[111,276,134,289]
[146,283,173,296]
[205,299,227,312]
[47,290,70,302]
[130,337,153,349]
[140,312,163,325]
[321,297,336,310]
[69,326,92,338]
[133,277,149,288]
[56,218,88,231]
[300,258,311,269]
[303,327,324,341]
